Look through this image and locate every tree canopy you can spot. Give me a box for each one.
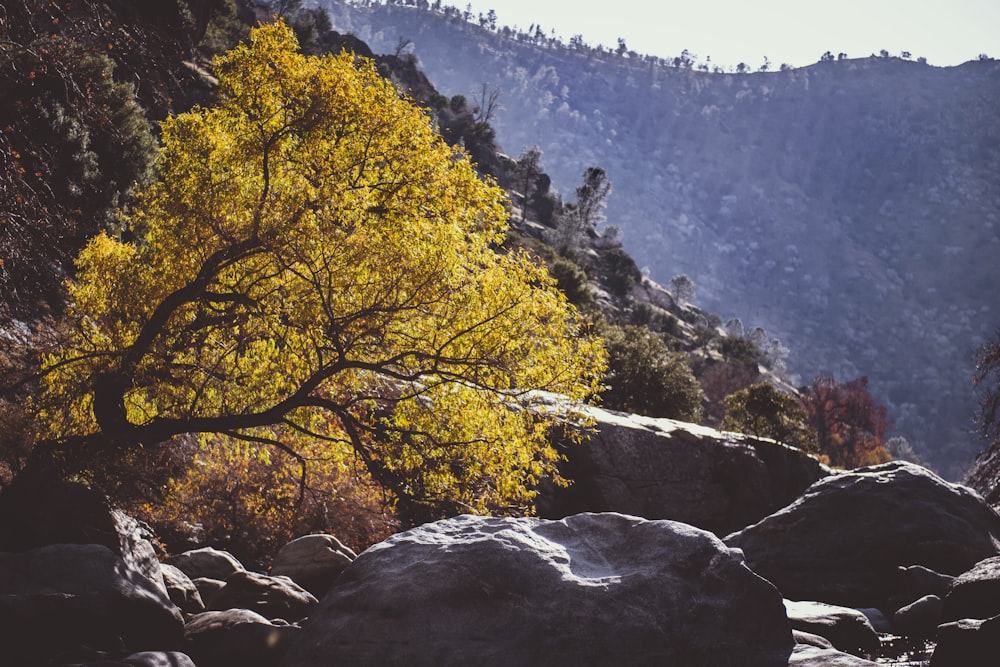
[30,21,605,522]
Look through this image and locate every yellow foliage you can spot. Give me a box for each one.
[35,21,605,521]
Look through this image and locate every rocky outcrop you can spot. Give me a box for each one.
[283,512,795,667]
[537,403,829,535]
[725,461,1000,608]
[269,533,357,597]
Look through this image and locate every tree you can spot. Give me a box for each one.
[799,376,891,468]
[513,145,543,223]
[670,274,695,304]
[601,324,703,422]
[968,329,1000,502]
[722,382,818,453]
[574,166,612,231]
[26,22,605,523]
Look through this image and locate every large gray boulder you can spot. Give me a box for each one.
[185,609,299,667]
[269,533,357,597]
[0,543,184,663]
[783,600,879,656]
[283,512,794,667]
[725,461,1000,608]
[930,614,1000,666]
[167,547,245,581]
[209,570,318,622]
[536,403,829,535]
[788,644,879,666]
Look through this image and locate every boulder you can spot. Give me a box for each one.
[896,564,955,600]
[270,533,357,597]
[283,513,794,667]
[792,630,834,649]
[941,555,1000,621]
[167,547,244,581]
[191,577,226,608]
[209,570,318,622]
[930,614,1000,666]
[783,600,879,656]
[891,594,943,637]
[535,403,829,535]
[185,609,299,667]
[856,608,892,633]
[0,543,184,663]
[725,461,1000,608]
[160,563,205,614]
[788,644,879,666]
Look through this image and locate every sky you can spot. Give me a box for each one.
[454,0,1000,69]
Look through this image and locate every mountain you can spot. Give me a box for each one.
[315,0,1000,478]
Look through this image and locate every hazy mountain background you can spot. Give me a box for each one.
[316,0,1000,478]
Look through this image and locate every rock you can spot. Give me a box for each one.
[283,513,794,667]
[942,555,1000,621]
[783,600,879,656]
[160,563,205,614]
[788,644,879,666]
[167,547,244,581]
[185,609,298,667]
[0,543,184,664]
[896,564,955,599]
[270,533,357,597]
[891,594,943,637]
[191,577,226,608]
[726,461,1000,608]
[535,403,829,535]
[0,480,168,597]
[123,651,197,667]
[856,608,892,634]
[792,630,834,649]
[930,614,1000,666]
[209,570,318,622]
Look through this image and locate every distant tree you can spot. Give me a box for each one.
[901,51,912,60]
[820,51,835,62]
[799,376,891,468]
[574,166,612,231]
[472,83,502,125]
[879,49,890,58]
[616,38,628,57]
[670,274,695,304]
[601,324,703,422]
[723,382,818,452]
[886,436,919,463]
[486,9,497,30]
[736,62,748,74]
[837,52,848,61]
[699,361,758,426]
[513,145,543,222]
[724,318,745,338]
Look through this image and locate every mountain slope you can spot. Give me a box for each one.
[317,0,1000,477]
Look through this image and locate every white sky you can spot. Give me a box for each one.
[455,0,1000,68]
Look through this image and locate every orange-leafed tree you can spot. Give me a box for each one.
[799,376,891,468]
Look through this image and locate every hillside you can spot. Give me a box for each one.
[316,0,1000,477]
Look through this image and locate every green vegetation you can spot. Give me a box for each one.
[723,382,817,453]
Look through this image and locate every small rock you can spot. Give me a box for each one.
[788,644,879,666]
[191,577,226,608]
[784,600,879,656]
[270,534,357,597]
[210,570,318,622]
[167,547,244,581]
[123,651,197,667]
[856,608,892,633]
[160,563,205,614]
[941,555,1000,621]
[792,630,834,649]
[891,594,942,637]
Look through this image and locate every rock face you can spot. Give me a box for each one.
[0,543,184,663]
[269,533,357,597]
[725,461,1000,608]
[536,404,829,535]
[283,512,794,667]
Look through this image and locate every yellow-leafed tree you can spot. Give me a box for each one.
[29,21,605,525]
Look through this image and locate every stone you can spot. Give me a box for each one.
[185,609,298,667]
[191,577,226,608]
[787,644,879,666]
[725,461,1000,608]
[123,651,197,667]
[783,600,879,656]
[930,614,1000,666]
[792,630,834,649]
[167,547,244,581]
[891,594,943,637]
[856,608,892,634]
[283,513,794,667]
[536,403,829,535]
[209,570,318,622]
[270,533,357,597]
[0,543,184,664]
[941,555,1000,621]
[896,564,955,599]
[160,563,205,614]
